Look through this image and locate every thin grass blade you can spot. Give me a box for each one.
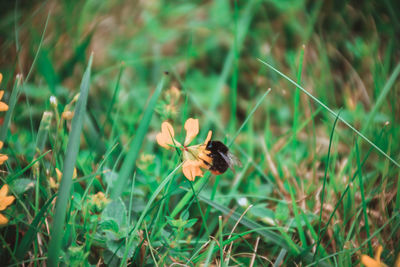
[315,110,341,261]
[47,54,93,266]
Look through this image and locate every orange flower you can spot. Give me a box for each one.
[0,74,9,167]
[0,142,8,165]
[361,245,400,267]
[0,184,15,225]
[156,118,213,181]
[0,73,9,112]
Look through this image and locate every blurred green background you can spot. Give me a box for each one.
[0,0,399,266]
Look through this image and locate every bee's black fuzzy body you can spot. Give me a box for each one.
[206,141,230,174]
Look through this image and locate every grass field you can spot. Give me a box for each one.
[0,0,399,266]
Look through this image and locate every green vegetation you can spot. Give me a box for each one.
[0,0,399,266]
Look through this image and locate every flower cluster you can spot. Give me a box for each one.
[156,118,213,181]
[0,73,14,226]
[88,191,109,213]
[156,86,181,120]
[0,74,9,165]
[0,184,15,225]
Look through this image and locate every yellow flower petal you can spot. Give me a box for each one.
[0,73,2,84]
[49,177,58,190]
[361,246,389,267]
[0,90,4,100]
[182,160,204,181]
[0,195,15,211]
[184,118,199,146]
[0,213,9,225]
[156,122,180,149]
[395,253,400,267]
[361,255,384,267]
[182,160,203,181]
[55,168,62,182]
[0,154,8,165]
[204,130,212,144]
[0,102,7,112]
[0,184,9,197]
[0,141,3,149]
[375,246,383,262]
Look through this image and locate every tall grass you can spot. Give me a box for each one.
[0,0,399,266]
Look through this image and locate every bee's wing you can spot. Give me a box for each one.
[218,151,242,173]
[228,152,242,167]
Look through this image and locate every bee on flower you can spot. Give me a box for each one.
[156,118,240,181]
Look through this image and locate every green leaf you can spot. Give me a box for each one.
[250,204,275,223]
[100,220,120,234]
[102,198,128,229]
[184,218,198,228]
[106,238,136,259]
[10,178,35,195]
[275,202,290,221]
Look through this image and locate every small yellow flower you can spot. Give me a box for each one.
[361,245,400,267]
[165,86,181,103]
[0,184,15,225]
[62,110,74,120]
[89,191,110,212]
[156,118,213,181]
[49,167,77,190]
[0,73,9,112]
[137,153,155,170]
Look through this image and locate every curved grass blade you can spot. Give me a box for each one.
[7,150,51,183]
[111,76,165,199]
[257,58,400,168]
[47,54,93,266]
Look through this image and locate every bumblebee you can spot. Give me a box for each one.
[205,140,241,175]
